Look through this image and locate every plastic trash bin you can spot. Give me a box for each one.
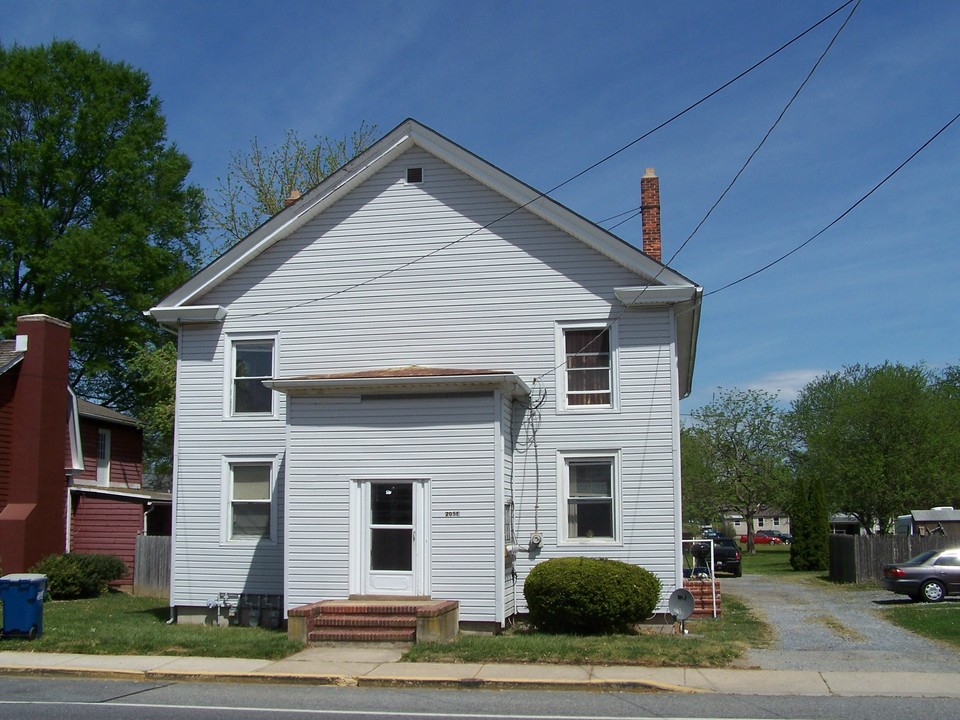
[0,573,47,640]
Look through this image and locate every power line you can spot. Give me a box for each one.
[236,0,857,321]
[530,3,859,388]
[664,0,861,268]
[706,109,960,297]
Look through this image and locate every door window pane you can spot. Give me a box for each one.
[371,528,413,571]
[371,483,413,525]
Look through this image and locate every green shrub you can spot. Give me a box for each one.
[30,553,128,599]
[523,557,662,634]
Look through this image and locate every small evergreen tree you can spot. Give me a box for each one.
[790,474,830,571]
[807,473,830,571]
[790,476,810,570]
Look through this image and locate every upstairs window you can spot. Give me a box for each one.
[559,323,617,409]
[231,340,274,415]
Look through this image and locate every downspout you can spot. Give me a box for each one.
[64,485,74,553]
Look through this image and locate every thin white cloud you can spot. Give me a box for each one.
[747,369,827,402]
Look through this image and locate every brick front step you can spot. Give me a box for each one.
[314,614,417,629]
[308,628,417,642]
[288,598,459,644]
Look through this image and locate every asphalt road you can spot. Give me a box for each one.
[2,676,960,720]
[723,572,960,672]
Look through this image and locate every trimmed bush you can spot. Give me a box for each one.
[523,557,662,634]
[30,553,128,599]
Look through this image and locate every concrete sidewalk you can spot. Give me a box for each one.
[2,647,960,698]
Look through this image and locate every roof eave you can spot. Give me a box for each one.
[147,305,228,327]
[153,119,697,310]
[265,372,532,399]
[615,285,702,399]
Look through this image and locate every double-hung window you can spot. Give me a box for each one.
[558,322,617,410]
[225,460,276,542]
[230,338,275,415]
[560,452,619,542]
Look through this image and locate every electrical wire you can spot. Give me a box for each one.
[706,109,960,297]
[234,0,856,322]
[526,1,858,389]
[663,0,861,268]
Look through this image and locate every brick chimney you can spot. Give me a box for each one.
[0,314,71,574]
[640,168,662,263]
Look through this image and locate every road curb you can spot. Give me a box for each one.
[0,665,700,693]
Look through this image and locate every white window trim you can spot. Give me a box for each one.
[96,428,111,486]
[555,320,619,412]
[223,332,279,419]
[557,450,622,546]
[221,455,279,545]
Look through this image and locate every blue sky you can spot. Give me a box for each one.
[4,0,958,412]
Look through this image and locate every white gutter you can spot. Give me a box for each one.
[147,305,227,326]
[265,373,531,398]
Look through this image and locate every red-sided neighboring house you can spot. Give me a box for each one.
[68,400,171,585]
[0,314,170,584]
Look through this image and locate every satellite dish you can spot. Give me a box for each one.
[668,588,695,622]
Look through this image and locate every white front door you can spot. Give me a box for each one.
[353,479,429,596]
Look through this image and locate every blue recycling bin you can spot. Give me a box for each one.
[0,573,47,640]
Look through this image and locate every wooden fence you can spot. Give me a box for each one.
[134,534,170,598]
[829,534,951,584]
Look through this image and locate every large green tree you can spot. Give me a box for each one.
[0,40,203,409]
[686,388,793,553]
[789,362,960,534]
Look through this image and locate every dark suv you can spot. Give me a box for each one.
[713,537,742,577]
[690,536,742,577]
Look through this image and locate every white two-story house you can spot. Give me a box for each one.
[149,119,701,630]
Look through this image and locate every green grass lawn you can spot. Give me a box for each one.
[739,543,794,575]
[2,590,769,668]
[880,603,960,650]
[0,592,303,659]
[405,596,771,667]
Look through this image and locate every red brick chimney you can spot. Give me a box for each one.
[0,314,71,574]
[640,168,662,263]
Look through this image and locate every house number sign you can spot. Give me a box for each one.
[445,511,461,517]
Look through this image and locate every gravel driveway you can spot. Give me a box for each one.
[722,573,960,672]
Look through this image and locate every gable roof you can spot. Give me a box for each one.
[151,118,699,312]
[77,398,141,428]
[149,118,702,396]
[0,338,25,375]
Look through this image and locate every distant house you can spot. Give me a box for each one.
[0,314,169,581]
[726,511,792,536]
[896,507,960,538]
[149,119,702,630]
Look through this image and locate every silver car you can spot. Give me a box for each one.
[881,547,960,602]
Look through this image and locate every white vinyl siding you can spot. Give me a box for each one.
[173,147,683,617]
[285,393,500,623]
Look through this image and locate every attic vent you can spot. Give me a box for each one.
[406,167,423,184]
